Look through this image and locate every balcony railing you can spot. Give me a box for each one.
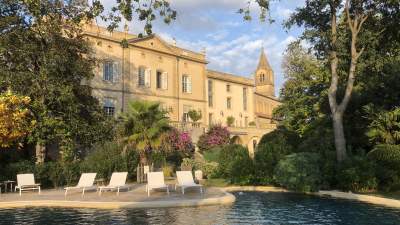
[169,121,203,131]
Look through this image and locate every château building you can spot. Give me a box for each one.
[83,23,280,155]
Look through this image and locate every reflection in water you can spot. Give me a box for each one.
[0,192,400,225]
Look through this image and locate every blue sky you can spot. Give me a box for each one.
[101,0,305,96]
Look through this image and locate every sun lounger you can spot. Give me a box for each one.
[146,172,169,197]
[98,172,128,196]
[175,171,203,194]
[64,173,97,197]
[15,174,41,196]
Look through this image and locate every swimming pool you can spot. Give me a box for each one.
[0,191,399,224]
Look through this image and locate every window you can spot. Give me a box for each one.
[156,70,168,90]
[138,67,151,87]
[227,97,232,109]
[208,113,213,126]
[226,84,231,92]
[156,71,162,89]
[245,116,248,127]
[183,105,191,122]
[103,61,114,81]
[182,75,192,93]
[243,87,248,111]
[260,73,265,83]
[103,98,115,117]
[208,80,213,107]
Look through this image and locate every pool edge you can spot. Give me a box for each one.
[0,190,236,209]
[223,186,400,209]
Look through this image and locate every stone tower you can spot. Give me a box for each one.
[255,48,274,96]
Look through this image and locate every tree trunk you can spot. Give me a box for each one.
[328,0,367,163]
[332,112,347,162]
[35,143,46,164]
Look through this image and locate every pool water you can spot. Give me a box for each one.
[0,192,399,225]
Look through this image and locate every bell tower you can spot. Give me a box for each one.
[255,48,274,96]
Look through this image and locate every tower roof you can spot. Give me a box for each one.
[257,48,272,71]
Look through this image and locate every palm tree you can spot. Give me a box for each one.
[122,100,170,164]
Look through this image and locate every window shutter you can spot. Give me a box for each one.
[112,61,120,83]
[101,61,106,80]
[162,72,168,90]
[187,76,192,93]
[145,68,151,87]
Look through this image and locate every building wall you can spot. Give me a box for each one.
[84,24,207,124]
[206,75,255,128]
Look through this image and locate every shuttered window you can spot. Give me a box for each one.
[182,75,192,93]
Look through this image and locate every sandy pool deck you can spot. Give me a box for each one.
[0,183,235,209]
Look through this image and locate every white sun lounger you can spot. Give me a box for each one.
[175,171,203,194]
[98,172,129,196]
[146,172,169,197]
[15,174,41,196]
[64,173,97,197]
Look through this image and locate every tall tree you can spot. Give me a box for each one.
[0,0,176,162]
[245,0,393,162]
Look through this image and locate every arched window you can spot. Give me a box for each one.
[259,73,265,83]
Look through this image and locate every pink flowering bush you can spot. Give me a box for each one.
[197,125,230,151]
[163,128,195,156]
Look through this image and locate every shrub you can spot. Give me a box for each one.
[274,152,321,192]
[188,109,202,123]
[203,147,222,162]
[181,158,195,171]
[257,126,300,148]
[197,161,219,179]
[180,158,218,178]
[367,144,400,191]
[162,163,174,177]
[4,160,81,188]
[197,125,230,151]
[162,128,195,158]
[217,144,254,184]
[367,144,400,163]
[336,156,378,192]
[82,141,139,180]
[254,127,299,185]
[226,116,235,127]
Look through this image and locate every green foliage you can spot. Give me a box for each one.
[122,100,170,163]
[198,161,219,179]
[368,144,400,163]
[274,152,321,192]
[82,141,139,180]
[367,107,400,145]
[226,116,235,127]
[336,156,378,192]
[253,127,299,184]
[181,158,218,179]
[1,160,81,188]
[0,0,115,159]
[217,144,254,184]
[203,147,222,162]
[162,163,174,177]
[187,109,202,123]
[275,42,330,137]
